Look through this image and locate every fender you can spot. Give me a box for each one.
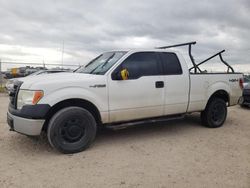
[38,86,108,113]
[206,81,231,103]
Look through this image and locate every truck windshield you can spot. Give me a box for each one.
[76,51,127,75]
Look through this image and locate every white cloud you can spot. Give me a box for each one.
[0,0,249,72]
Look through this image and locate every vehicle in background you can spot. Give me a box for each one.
[239,83,250,107]
[243,75,250,87]
[5,79,15,92]
[5,69,69,92]
[6,41,243,154]
[4,66,47,79]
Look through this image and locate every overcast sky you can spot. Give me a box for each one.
[0,0,250,72]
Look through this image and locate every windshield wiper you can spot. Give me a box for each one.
[89,53,115,74]
[89,63,104,74]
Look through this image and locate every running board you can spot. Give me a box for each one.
[104,114,185,130]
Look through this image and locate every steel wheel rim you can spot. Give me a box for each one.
[59,117,86,143]
[211,103,225,124]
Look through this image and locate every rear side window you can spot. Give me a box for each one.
[120,52,160,79]
[160,52,182,75]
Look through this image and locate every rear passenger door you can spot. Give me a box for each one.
[159,52,189,115]
[108,52,165,122]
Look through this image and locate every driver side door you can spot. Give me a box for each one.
[108,52,165,122]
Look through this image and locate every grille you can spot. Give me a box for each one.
[9,81,23,108]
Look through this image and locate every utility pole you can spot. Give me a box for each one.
[0,59,2,89]
[61,40,64,69]
[43,56,45,69]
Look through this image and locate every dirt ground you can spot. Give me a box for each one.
[0,93,249,188]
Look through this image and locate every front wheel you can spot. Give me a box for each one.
[201,98,227,128]
[47,107,97,154]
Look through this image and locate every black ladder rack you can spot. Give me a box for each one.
[156,41,234,73]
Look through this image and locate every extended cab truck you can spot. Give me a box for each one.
[7,42,243,154]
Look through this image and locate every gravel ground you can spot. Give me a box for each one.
[0,93,249,188]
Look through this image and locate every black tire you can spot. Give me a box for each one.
[47,107,97,154]
[201,98,227,128]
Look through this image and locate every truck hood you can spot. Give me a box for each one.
[19,72,106,90]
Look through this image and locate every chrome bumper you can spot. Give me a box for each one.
[7,112,45,136]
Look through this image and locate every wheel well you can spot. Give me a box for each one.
[208,90,229,104]
[42,99,101,131]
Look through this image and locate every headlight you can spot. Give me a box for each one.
[17,90,44,110]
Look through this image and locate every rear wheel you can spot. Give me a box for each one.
[201,98,227,128]
[47,107,96,154]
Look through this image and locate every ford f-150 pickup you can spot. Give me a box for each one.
[7,42,243,153]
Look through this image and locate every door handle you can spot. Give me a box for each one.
[155,81,164,88]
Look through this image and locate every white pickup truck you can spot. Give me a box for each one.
[7,42,243,153]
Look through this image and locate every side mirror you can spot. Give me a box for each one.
[111,68,129,80]
[120,68,129,80]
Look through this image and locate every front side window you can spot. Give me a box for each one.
[76,51,126,75]
[118,52,160,79]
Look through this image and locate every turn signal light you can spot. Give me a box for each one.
[32,91,44,104]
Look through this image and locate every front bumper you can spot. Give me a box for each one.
[7,111,45,136]
[239,96,250,106]
[7,104,50,136]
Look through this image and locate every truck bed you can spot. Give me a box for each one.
[188,73,243,112]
